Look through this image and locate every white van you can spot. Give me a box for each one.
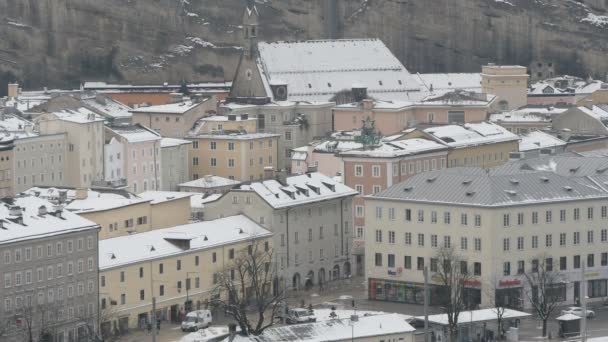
[181,310,212,332]
[285,308,317,324]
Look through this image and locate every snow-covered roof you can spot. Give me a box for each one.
[257,39,423,102]
[222,100,334,110]
[519,131,566,152]
[420,90,495,106]
[0,114,33,133]
[226,313,414,342]
[49,107,105,124]
[579,105,608,124]
[0,196,99,245]
[199,115,255,122]
[489,107,567,123]
[130,101,205,114]
[556,313,581,321]
[414,73,482,93]
[138,191,193,205]
[371,167,608,207]
[106,124,161,143]
[22,187,147,214]
[98,215,272,269]
[188,132,280,141]
[3,95,52,112]
[423,122,519,148]
[240,172,357,209]
[161,138,192,148]
[339,138,448,158]
[83,81,231,91]
[81,96,132,118]
[190,193,222,209]
[418,308,530,326]
[179,175,241,189]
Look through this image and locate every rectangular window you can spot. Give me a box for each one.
[588,230,594,244]
[545,234,552,247]
[444,236,451,248]
[375,230,382,243]
[503,214,510,227]
[355,165,363,177]
[574,208,580,221]
[375,207,382,219]
[418,210,424,222]
[517,237,524,250]
[431,211,437,224]
[474,215,481,227]
[603,229,608,242]
[417,257,424,270]
[388,208,395,221]
[560,233,566,246]
[460,237,467,250]
[404,256,411,269]
[603,206,607,219]
[474,262,481,276]
[503,262,510,276]
[389,231,395,244]
[588,254,595,268]
[388,254,395,268]
[532,235,538,249]
[588,207,594,220]
[517,213,524,225]
[431,234,438,248]
[375,253,382,266]
[560,257,567,270]
[418,234,425,247]
[503,238,510,251]
[532,212,538,224]
[474,238,481,251]
[560,209,566,222]
[517,261,525,275]
[602,253,608,266]
[574,255,581,269]
[444,212,451,224]
[461,213,467,226]
[546,210,552,223]
[574,232,580,245]
[405,209,411,222]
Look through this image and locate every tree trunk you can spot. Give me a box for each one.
[542,319,548,337]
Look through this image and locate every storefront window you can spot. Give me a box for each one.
[588,279,607,298]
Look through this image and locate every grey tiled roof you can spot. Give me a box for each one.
[371,168,608,207]
[496,155,608,178]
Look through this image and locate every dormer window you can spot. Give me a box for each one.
[379,80,383,86]
[327,83,332,88]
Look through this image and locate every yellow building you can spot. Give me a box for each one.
[0,139,14,197]
[24,187,192,240]
[187,117,279,181]
[97,215,273,332]
[481,65,529,111]
[403,122,519,168]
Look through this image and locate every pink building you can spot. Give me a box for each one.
[333,91,494,135]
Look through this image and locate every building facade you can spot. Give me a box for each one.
[36,108,105,189]
[481,65,529,111]
[203,172,357,291]
[97,215,272,332]
[0,196,100,342]
[365,167,608,309]
[130,98,217,138]
[104,124,162,193]
[14,134,68,193]
[160,138,191,191]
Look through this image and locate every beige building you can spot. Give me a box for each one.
[160,138,191,191]
[481,65,529,111]
[186,129,279,182]
[36,108,105,188]
[24,187,192,240]
[404,122,519,168]
[130,98,217,138]
[365,166,608,309]
[552,104,608,137]
[97,215,272,332]
[14,133,68,193]
[104,124,162,193]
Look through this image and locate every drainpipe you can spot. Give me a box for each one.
[285,208,291,268]
[340,199,344,256]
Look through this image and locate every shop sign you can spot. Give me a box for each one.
[499,279,521,287]
[388,267,403,276]
[464,280,481,287]
[585,272,600,278]
[353,240,365,248]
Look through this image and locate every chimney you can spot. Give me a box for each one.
[95,93,107,105]
[204,174,213,182]
[585,99,594,110]
[38,205,47,216]
[53,204,63,218]
[7,83,19,99]
[9,205,22,217]
[264,166,274,180]
[362,99,374,111]
[58,190,68,204]
[75,188,88,200]
[559,128,572,142]
[352,85,368,102]
[275,169,288,185]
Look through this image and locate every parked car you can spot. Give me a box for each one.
[284,308,317,324]
[561,307,595,318]
[181,310,213,332]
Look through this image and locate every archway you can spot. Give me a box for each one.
[498,100,509,111]
[292,273,301,291]
[344,262,351,278]
[318,268,326,289]
[305,271,315,290]
[333,264,340,280]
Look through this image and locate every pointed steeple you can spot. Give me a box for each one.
[242,0,259,57]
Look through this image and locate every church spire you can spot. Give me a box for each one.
[242,0,259,57]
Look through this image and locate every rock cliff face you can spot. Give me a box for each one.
[0,0,607,95]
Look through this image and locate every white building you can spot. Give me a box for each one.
[365,165,608,309]
[104,124,162,193]
[203,172,357,291]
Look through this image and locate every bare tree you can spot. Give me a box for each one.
[484,279,509,340]
[14,301,60,342]
[77,304,118,342]
[433,247,477,342]
[522,254,565,337]
[211,240,285,336]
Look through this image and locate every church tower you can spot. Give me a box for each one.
[242,0,259,57]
